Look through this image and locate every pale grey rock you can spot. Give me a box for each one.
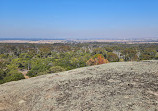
[0,61,158,111]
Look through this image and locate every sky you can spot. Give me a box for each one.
[0,0,158,40]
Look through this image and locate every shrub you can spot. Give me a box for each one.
[107,52,119,62]
[27,64,50,77]
[86,54,109,66]
[48,66,65,73]
[3,72,24,83]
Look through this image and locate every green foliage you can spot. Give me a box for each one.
[0,60,7,69]
[27,63,50,77]
[107,52,119,62]
[92,54,104,59]
[0,43,158,84]
[6,63,18,71]
[92,48,107,58]
[0,69,24,84]
[0,54,8,59]
[0,69,5,80]
[121,48,138,61]
[48,66,65,73]
[155,52,158,59]
[119,58,124,62]
[105,47,113,52]
[3,73,24,83]
[140,48,157,60]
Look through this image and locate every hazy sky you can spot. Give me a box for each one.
[0,0,158,39]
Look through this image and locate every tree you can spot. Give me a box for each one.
[47,66,65,73]
[0,69,24,84]
[140,48,157,60]
[105,47,113,52]
[121,48,138,61]
[3,72,24,83]
[92,48,107,58]
[107,52,119,62]
[155,52,158,59]
[86,54,109,66]
[27,65,45,77]
[0,69,5,81]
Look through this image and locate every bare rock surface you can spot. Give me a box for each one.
[0,61,158,111]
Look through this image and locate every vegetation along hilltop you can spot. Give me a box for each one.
[0,42,158,84]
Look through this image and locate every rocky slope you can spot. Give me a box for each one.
[0,61,158,111]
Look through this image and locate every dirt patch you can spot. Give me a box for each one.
[19,70,29,79]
